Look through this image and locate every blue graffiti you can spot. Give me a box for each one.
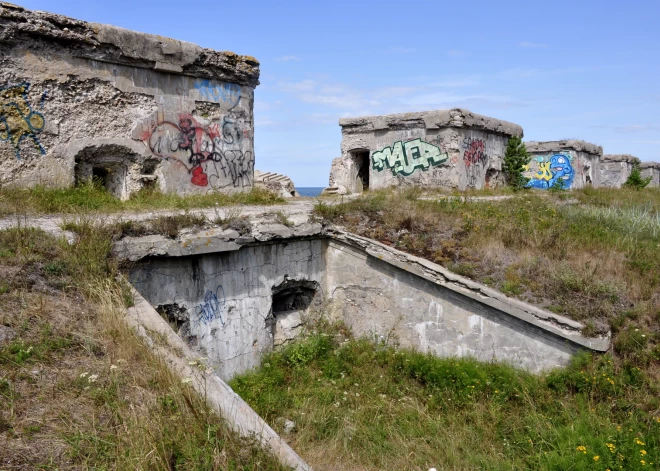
[0,82,46,159]
[194,79,241,109]
[194,285,226,326]
[526,154,574,190]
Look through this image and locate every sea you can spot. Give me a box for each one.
[296,187,324,197]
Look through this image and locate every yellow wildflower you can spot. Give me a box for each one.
[636,438,645,446]
[640,450,647,455]
[593,455,600,462]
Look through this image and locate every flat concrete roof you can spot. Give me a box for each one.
[0,2,260,86]
[525,140,603,155]
[339,108,523,137]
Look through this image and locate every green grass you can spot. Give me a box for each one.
[231,323,660,471]
[314,187,660,368]
[0,180,284,216]
[0,224,285,470]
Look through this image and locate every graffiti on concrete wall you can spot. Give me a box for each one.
[371,138,448,176]
[0,83,46,158]
[195,285,226,326]
[524,153,574,189]
[139,112,253,189]
[193,79,242,109]
[462,137,489,188]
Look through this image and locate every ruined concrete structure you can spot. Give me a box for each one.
[599,154,637,188]
[325,109,523,194]
[254,170,298,197]
[523,140,602,190]
[0,2,259,199]
[116,220,608,379]
[640,161,660,187]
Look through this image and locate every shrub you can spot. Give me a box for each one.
[624,161,652,190]
[502,135,530,191]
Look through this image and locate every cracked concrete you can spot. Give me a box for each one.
[114,213,608,376]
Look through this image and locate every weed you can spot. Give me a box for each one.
[232,326,660,471]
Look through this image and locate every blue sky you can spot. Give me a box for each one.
[16,0,660,186]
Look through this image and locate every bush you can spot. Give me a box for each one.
[624,162,652,190]
[502,135,530,191]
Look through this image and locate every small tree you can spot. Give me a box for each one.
[623,160,651,190]
[503,135,530,191]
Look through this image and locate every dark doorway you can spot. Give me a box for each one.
[353,150,370,192]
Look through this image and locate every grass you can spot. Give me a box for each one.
[231,322,660,471]
[314,186,660,368]
[0,224,285,469]
[0,180,284,217]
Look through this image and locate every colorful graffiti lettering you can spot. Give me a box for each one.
[525,154,574,189]
[371,138,448,176]
[194,79,241,109]
[195,285,226,326]
[140,112,253,189]
[0,83,46,158]
[462,137,489,188]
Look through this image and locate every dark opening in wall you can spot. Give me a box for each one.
[350,149,370,192]
[270,279,319,346]
[272,280,317,314]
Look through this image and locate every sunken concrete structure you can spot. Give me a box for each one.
[524,140,602,190]
[0,3,259,199]
[640,161,660,187]
[325,109,523,194]
[116,217,609,380]
[599,154,639,188]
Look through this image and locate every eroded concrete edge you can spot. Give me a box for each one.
[124,283,311,471]
[327,229,610,352]
[115,221,610,354]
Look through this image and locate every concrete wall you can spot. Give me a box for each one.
[122,226,608,376]
[599,154,638,188]
[0,3,258,198]
[129,239,325,380]
[325,240,579,372]
[329,109,523,193]
[524,140,602,190]
[640,162,660,187]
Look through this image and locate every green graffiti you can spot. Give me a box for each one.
[371,139,448,176]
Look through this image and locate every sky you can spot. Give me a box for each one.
[15,0,660,186]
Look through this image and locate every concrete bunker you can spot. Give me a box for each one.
[119,228,609,381]
[324,108,523,195]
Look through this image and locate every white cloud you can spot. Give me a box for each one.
[276,55,300,62]
[519,41,547,48]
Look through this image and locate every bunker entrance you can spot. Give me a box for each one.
[271,279,319,347]
[352,150,370,192]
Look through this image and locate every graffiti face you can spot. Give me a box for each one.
[140,113,253,190]
[525,154,574,190]
[371,138,448,176]
[0,83,46,158]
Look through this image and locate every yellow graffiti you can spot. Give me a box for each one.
[533,162,553,181]
[0,83,46,157]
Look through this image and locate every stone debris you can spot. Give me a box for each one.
[255,170,299,197]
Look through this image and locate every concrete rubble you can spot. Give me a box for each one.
[254,170,298,197]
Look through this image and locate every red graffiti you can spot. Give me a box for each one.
[463,139,487,168]
[140,112,253,189]
[191,166,209,186]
